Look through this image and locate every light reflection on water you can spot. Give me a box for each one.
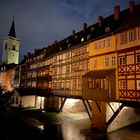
[37,125,44,131]
[37,122,140,140]
[0,111,140,140]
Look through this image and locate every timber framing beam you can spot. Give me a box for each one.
[58,98,67,113]
[82,99,92,120]
[106,103,124,126]
[86,100,92,111]
[95,101,101,112]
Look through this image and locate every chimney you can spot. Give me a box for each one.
[114,5,120,20]
[83,23,87,32]
[54,40,57,44]
[129,1,135,14]
[98,16,103,27]
[72,30,76,36]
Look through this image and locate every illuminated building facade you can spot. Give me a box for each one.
[1,0,140,132]
[2,19,20,65]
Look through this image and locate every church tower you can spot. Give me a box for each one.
[2,18,20,64]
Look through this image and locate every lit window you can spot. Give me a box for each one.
[91,27,95,32]
[95,78,101,89]
[73,79,77,90]
[78,78,82,90]
[112,56,115,66]
[93,60,97,68]
[101,78,108,90]
[119,56,126,65]
[119,80,126,89]
[94,43,97,49]
[106,39,111,47]
[102,40,105,48]
[105,27,110,32]
[98,41,101,48]
[81,38,84,42]
[120,32,127,45]
[129,29,137,41]
[136,54,140,63]
[60,47,62,51]
[104,57,109,67]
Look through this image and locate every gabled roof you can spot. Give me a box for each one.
[26,2,140,61]
[8,18,16,38]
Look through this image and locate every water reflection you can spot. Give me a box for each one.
[0,111,140,140]
[40,124,107,140]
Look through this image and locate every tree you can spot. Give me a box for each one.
[0,84,13,111]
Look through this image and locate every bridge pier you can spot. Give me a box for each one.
[91,101,140,132]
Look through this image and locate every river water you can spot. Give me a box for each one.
[0,110,140,140]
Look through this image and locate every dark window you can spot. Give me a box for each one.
[119,57,126,65]
[5,43,7,50]
[136,54,140,63]
[12,45,16,50]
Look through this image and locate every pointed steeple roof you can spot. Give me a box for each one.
[8,17,16,38]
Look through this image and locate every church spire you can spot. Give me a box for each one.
[8,17,16,38]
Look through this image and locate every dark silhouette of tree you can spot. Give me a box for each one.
[0,84,13,111]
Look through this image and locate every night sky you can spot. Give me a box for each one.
[0,0,140,62]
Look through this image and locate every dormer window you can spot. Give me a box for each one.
[60,47,62,51]
[66,39,69,43]
[105,27,110,32]
[75,35,78,40]
[91,27,95,32]
[87,35,90,40]
[81,38,84,42]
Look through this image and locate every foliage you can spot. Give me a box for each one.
[0,84,13,111]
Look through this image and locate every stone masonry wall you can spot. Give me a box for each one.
[107,102,140,132]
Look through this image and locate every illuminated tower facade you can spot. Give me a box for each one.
[2,19,20,64]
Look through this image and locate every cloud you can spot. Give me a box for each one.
[0,0,140,62]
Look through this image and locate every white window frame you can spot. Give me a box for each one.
[120,32,127,45]
[119,56,126,65]
[112,56,115,66]
[129,29,137,41]
[104,57,109,67]
[106,39,111,47]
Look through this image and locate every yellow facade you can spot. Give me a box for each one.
[85,35,119,101]
[89,36,116,70]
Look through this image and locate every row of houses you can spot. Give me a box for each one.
[0,1,140,132]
